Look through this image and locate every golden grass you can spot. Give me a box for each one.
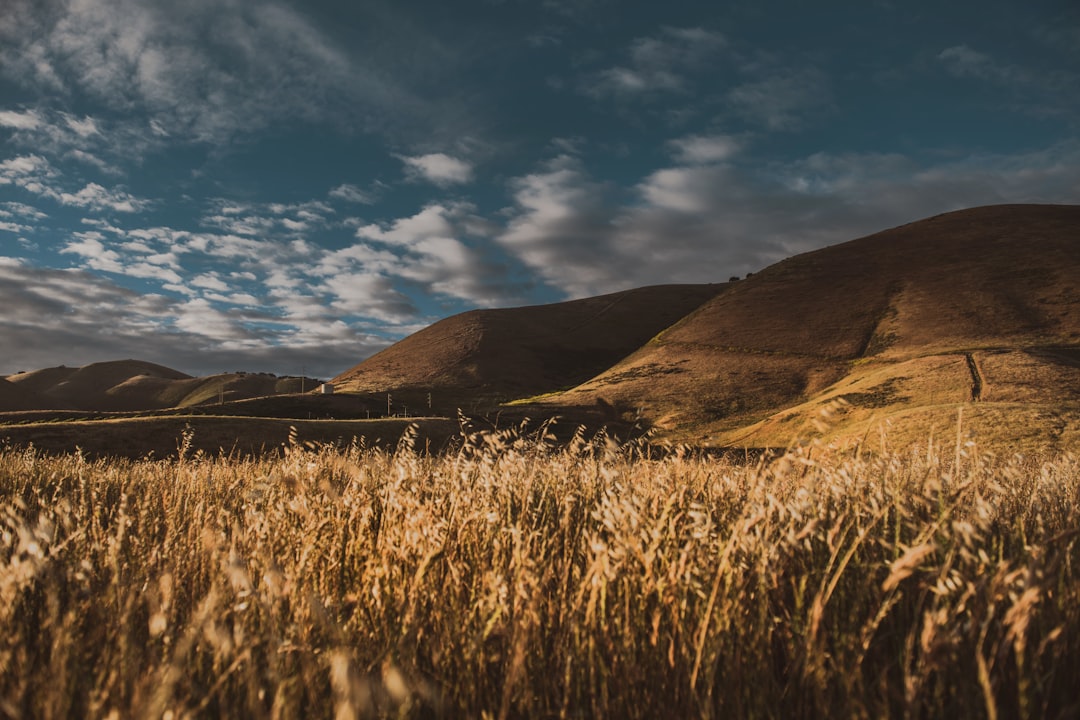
[1,424,1078,718]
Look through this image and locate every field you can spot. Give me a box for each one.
[2,422,1078,719]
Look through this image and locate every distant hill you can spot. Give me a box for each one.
[0,376,59,411]
[331,284,726,410]
[5,360,324,412]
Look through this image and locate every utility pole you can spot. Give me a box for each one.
[387,393,392,417]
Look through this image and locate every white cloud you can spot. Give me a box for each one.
[0,0,433,146]
[1,202,47,221]
[329,183,378,204]
[398,153,474,187]
[0,154,146,213]
[60,233,126,274]
[494,140,1080,299]
[497,155,622,297]
[0,231,383,376]
[63,113,100,138]
[582,26,726,99]
[58,182,150,213]
[203,199,333,236]
[0,106,163,169]
[0,221,33,235]
[191,273,231,292]
[668,134,741,164]
[320,272,418,323]
[173,298,259,346]
[0,109,43,130]
[0,154,53,183]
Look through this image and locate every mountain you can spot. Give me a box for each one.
[331,284,726,411]
[4,360,324,412]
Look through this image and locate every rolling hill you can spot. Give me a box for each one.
[330,204,1078,451]
[536,204,1080,449]
[331,283,726,411]
[4,360,324,412]
[0,376,59,411]
[4,204,1076,453]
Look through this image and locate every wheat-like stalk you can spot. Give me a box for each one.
[0,433,1076,718]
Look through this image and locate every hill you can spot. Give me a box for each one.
[331,284,726,412]
[4,361,324,412]
[534,204,1080,450]
[0,376,59,411]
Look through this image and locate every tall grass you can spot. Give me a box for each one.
[1,424,1077,718]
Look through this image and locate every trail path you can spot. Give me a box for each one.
[964,352,983,402]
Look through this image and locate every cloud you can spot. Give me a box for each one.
[0,153,146,212]
[668,134,741,164]
[0,109,43,130]
[0,154,54,185]
[938,45,1013,82]
[0,221,33,235]
[581,26,726,99]
[202,199,334,236]
[0,106,163,169]
[937,44,1079,120]
[319,203,519,314]
[0,0,428,146]
[398,153,474,187]
[0,202,47,221]
[726,67,832,131]
[58,182,150,213]
[494,140,1080,299]
[497,155,623,297]
[0,248,389,376]
[329,183,379,205]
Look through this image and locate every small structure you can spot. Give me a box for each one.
[318,383,335,395]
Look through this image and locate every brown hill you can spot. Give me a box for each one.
[331,284,726,410]
[5,361,323,412]
[7,360,191,410]
[0,376,59,411]
[538,204,1080,450]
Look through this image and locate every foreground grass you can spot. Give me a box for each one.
[1,426,1078,718]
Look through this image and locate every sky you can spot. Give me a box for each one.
[1,0,1078,379]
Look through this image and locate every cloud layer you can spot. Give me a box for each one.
[0,1,1076,377]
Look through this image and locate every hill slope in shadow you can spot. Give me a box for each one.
[5,360,324,412]
[331,284,727,410]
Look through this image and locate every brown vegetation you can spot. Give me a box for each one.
[331,284,725,409]
[1,427,1077,717]
[4,361,324,412]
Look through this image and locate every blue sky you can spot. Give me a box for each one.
[1,0,1077,378]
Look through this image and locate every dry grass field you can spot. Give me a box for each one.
[2,422,1078,718]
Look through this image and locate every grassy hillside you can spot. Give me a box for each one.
[0,377,58,412]
[0,415,459,458]
[537,204,1080,448]
[5,362,324,412]
[332,283,726,411]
